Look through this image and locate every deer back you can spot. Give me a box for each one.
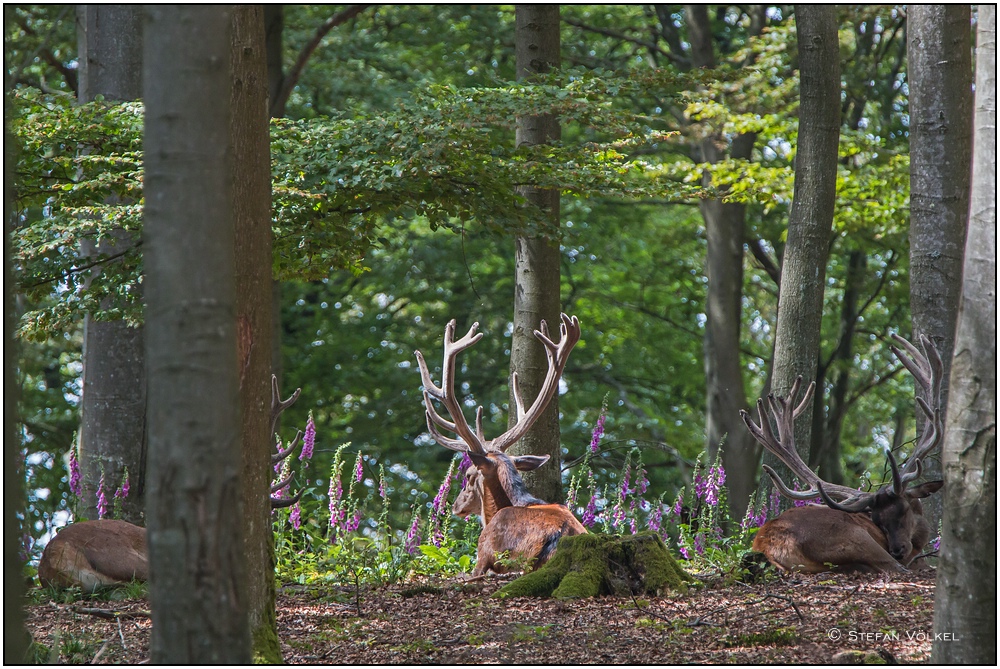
[38,519,148,591]
[473,503,587,576]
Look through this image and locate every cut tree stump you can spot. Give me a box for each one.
[495,531,694,599]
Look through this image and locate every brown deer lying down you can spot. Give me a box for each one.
[38,519,148,591]
[39,376,304,590]
[415,314,587,576]
[740,334,944,574]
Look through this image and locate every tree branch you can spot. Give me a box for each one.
[271,5,374,117]
[562,16,683,66]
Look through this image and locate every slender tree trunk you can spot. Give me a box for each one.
[809,249,866,486]
[264,4,285,389]
[765,5,840,483]
[508,4,563,501]
[231,7,279,663]
[906,5,973,532]
[932,7,996,663]
[144,6,250,663]
[76,5,146,524]
[685,4,768,520]
[4,15,30,655]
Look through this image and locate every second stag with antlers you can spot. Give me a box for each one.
[415,314,587,576]
[740,334,944,574]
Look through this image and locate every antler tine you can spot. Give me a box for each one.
[272,430,302,464]
[270,374,301,439]
[491,313,581,453]
[889,333,944,481]
[414,320,488,454]
[510,372,527,424]
[743,378,869,505]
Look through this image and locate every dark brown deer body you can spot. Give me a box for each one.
[416,314,586,576]
[39,376,304,590]
[742,335,944,574]
[38,520,148,591]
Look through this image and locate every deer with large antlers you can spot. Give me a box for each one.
[740,334,944,574]
[415,314,587,577]
[38,376,305,591]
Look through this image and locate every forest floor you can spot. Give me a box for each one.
[24,569,939,664]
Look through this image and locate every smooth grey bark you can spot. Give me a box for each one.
[685,4,761,521]
[508,4,563,502]
[765,6,840,482]
[932,6,996,663]
[906,4,973,531]
[143,6,250,663]
[231,6,280,663]
[76,5,146,524]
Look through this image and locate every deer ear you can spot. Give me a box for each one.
[467,451,494,470]
[907,480,943,499]
[511,454,550,471]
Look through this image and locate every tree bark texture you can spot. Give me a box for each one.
[143,6,250,663]
[906,4,973,531]
[933,6,996,663]
[76,5,146,524]
[264,4,285,390]
[765,6,840,483]
[685,5,766,520]
[508,5,563,502]
[231,6,280,662]
[5,36,30,658]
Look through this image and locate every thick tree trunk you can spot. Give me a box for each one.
[932,7,996,663]
[508,4,563,502]
[231,7,279,663]
[143,6,250,663]
[765,6,840,484]
[76,5,146,524]
[906,4,973,532]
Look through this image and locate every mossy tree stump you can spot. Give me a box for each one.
[495,532,694,599]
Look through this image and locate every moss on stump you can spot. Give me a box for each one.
[495,532,694,600]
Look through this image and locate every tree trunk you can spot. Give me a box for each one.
[685,4,767,520]
[143,6,250,663]
[765,5,840,485]
[809,249,866,486]
[264,4,285,390]
[5,33,30,657]
[508,4,563,502]
[932,6,996,663]
[231,7,279,663]
[906,4,973,532]
[76,5,146,524]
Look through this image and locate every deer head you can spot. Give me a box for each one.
[740,334,944,570]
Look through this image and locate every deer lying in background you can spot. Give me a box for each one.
[740,334,944,574]
[415,314,587,576]
[38,376,304,591]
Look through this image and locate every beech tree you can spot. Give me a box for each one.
[143,6,250,662]
[906,5,973,530]
[932,5,996,663]
[765,5,840,479]
[507,4,564,501]
[230,6,282,662]
[76,5,146,524]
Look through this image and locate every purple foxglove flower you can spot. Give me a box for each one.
[354,452,364,482]
[300,415,316,461]
[679,545,690,560]
[582,494,597,527]
[694,533,705,555]
[290,503,301,530]
[672,494,683,517]
[932,536,941,552]
[96,474,108,519]
[589,413,606,453]
[636,468,649,495]
[379,477,387,500]
[68,448,82,498]
[405,513,422,555]
[648,505,663,533]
